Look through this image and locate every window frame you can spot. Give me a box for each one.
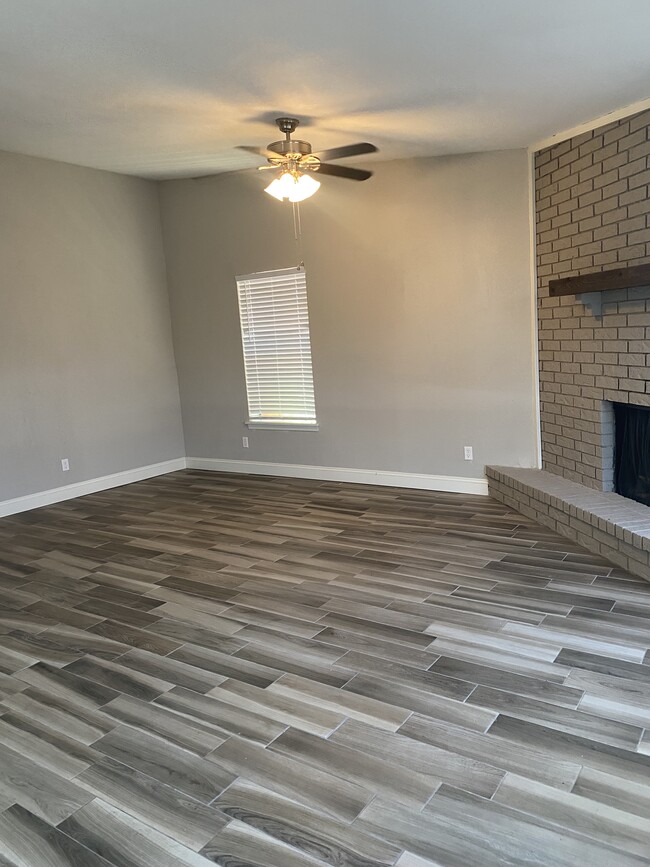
[235,265,318,431]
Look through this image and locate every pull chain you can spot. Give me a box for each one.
[292,200,301,240]
[292,201,304,268]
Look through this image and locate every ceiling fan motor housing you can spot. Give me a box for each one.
[267,139,312,157]
[267,116,313,159]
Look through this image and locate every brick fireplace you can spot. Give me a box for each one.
[537,109,650,492]
[487,108,650,580]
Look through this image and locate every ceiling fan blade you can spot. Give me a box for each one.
[237,144,279,161]
[311,142,377,162]
[316,163,373,181]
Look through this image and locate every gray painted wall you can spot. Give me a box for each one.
[0,151,184,501]
[160,150,538,479]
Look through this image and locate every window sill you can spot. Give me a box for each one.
[246,420,319,431]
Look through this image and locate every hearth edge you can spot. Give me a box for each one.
[486,465,650,583]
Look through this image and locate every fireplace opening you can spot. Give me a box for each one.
[614,402,650,506]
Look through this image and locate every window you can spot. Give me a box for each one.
[236,266,317,429]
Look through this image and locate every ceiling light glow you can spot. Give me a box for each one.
[264,171,320,202]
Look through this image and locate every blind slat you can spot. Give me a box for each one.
[236,266,317,424]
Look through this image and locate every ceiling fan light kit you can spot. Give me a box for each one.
[264,171,321,202]
[236,117,378,202]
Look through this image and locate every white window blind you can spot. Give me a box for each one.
[236,266,317,428]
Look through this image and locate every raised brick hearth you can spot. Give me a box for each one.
[487,465,650,581]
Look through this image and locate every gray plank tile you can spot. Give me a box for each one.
[75,756,228,851]
[169,644,281,689]
[342,673,496,732]
[147,619,247,654]
[233,644,352,688]
[334,651,474,701]
[417,784,644,866]
[62,655,173,701]
[0,805,114,867]
[268,672,412,732]
[494,773,650,859]
[93,724,234,803]
[468,685,643,749]
[59,798,215,867]
[209,679,346,736]
[213,778,401,867]
[118,647,227,694]
[399,714,580,790]
[0,745,94,824]
[15,661,120,708]
[88,619,182,655]
[200,820,329,867]
[208,736,373,823]
[331,719,504,798]
[102,694,227,755]
[154,685,287,745]
[572,767,650,821]
[429,656,584,707]
[270,727,439,808]
[488,714,650,788]
[0,684,116,743]
[0,712,98,777]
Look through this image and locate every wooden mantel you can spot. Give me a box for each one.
[548,263,650,298]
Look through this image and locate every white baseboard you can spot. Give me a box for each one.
[0,455,488,518]
[0,458,187,518]
[186,457,488,495]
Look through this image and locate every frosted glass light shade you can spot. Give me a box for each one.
[289,173,320,202]
[264,171,320,202]
[264,172,295,201]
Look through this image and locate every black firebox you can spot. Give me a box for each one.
[614,402,650,506]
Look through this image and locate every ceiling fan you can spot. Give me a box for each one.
[234,117,378,202]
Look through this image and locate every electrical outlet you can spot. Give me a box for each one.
[463,446,473,461]
[242,436,249,448]
[61,458,70,471]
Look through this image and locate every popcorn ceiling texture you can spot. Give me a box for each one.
[535,108,650,491]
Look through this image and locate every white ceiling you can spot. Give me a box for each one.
[2,0,650,179]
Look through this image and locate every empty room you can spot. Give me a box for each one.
[1,1,650,864]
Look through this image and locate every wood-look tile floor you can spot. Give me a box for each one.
[0,470,649,866]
